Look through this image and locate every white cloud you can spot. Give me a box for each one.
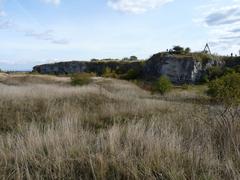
[0,19,12,29]
[204,5,240,26]
[107,0,173,14]
[0,10,5,17]
[0,0,68,44]
[42,0,60,5]
[0,0,5,16]
[196,1,240,54]
[24,29,69,44]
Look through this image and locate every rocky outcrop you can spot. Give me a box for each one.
[33,52,223,84]
[143,53,222,84]
[33,61,144,76]
[33,61,88,74]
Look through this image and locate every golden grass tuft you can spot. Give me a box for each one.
[0,73,71,85]
[0,75,239,179]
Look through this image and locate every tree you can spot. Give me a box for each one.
[172,46,185,54]
[154,76,173,95]
[207,73,240,107]
[207,73,240,157]
[122,69,139,80]
[91,59,98,62]
[122,57,129,61]
[185,47,191,54]
[129,56,138,61]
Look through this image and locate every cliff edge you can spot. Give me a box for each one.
[33,52,223,84]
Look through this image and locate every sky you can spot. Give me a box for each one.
[0,0,240,70]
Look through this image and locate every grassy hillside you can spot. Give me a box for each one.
[0,74,239,179]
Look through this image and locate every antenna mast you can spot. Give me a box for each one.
[203,43,212,54]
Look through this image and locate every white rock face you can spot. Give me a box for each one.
[143,53,222,84]
[33,53,223,84]
[160,58,196,83]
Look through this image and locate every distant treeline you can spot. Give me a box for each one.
[90,56,143,62]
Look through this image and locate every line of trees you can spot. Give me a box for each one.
[91,56,139,62]
[168,46,191,55]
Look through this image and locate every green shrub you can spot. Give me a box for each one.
[71,73,95,86]
[129,56,138,61]
[200,74,209,84]
[154,76,173,95]
[234,65,240,73]
[223,67,235,75]
[122,69,140,80]
[185,47,191,54]
[207,66,223,80]
[103,67,118,78]
[168,46,191,55]
[207,73,240,106]
[206,66,237,82]
[193,53,215,63]
[172,46,185,54]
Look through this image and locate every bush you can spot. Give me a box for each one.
[200,74,209,84]
[129,56,138,61]
[206,67,236,81]
[172,46,185,54]
[193,53,215,63]
[71,73,95,86]
[207,66,223,80]
[207,73,240,106]
[234,65,240,73]
[168,46,192,55]
[223,67,235,75]
[122,69,140,80]
[154,76,173,95]
[185,47,191,54]
[103,67,118,78]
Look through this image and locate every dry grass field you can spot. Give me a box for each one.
[0,73,239,179]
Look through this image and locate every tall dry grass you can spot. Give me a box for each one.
[0,75,239,179]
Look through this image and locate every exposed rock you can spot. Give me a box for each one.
[143,53,222,84]
[33,52,223,84]
[33,61,87,74]
[33,61,143,76]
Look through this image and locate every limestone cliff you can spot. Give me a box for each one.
[33,52,222,84]
[143,53,221,83]
[33,61,143,76]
